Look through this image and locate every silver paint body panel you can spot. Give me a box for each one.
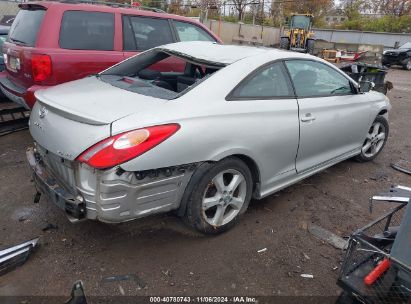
[28,42,391,223]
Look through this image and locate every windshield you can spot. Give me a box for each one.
[8,9,45,46]
[399,42,411,49]
[291,16,311,29]
[100,50,223,100]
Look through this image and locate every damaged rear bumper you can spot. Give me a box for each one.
[26,146,195,223]
[26,147,87,222]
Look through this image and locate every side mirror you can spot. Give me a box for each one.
[360,81,375,93]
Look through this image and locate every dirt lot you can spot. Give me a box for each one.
[0,68,410,302]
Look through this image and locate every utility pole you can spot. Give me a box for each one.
[260,0,264,25]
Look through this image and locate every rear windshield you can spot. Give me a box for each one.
[59,11,114,51]
[100,50,223,100]
[8,9,45,47]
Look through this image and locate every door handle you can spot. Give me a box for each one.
[301,113,316,122]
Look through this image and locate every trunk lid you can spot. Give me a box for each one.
[29,100,111,161]
[35,76,168,125]
[31,76,169,160]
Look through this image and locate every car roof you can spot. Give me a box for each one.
[156,41,301,65]
[23,1,206,23]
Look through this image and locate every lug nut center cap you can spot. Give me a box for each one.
[223,195,231,204]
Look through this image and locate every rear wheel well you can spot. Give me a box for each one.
[177,155,261,217]
[231,154,261,197]
[378,109,387,116]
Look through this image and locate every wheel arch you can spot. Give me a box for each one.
[378,109,388,116]
[176,153,262,217]
[211,150,262,196]
[231,154,261,198]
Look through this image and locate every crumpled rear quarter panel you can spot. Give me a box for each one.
[83,167,194,222]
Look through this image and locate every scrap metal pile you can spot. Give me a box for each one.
[0,106,30,137]
[337,185,411,304]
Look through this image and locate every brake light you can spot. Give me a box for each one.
[77,124,180,169]
[31,54,51,82]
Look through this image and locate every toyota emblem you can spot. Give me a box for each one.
[39,106,47,119]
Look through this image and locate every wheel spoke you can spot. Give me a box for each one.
[370,144,377,155]
[212,205,225,226]
[372,123,381,136]
[227,174,243,193]
[212,173,225,193]
[362,141,372,153]
[376,140,384,152]
[229,197,244,210]
[366,133,373,140]
[203,196,221,210]
[376,132,385,141]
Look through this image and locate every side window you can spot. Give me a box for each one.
[231,62,293,99]
[123,16,173,51]
[174,21,215,42]
[285,60,353,97]
[60,11,114,51]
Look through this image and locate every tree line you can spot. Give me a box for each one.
[108,0,411,33]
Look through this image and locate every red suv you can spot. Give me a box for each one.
[0,1,221,109]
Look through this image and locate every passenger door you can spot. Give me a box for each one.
[228,62,299,188]
[284,59,372,173]
[122,15,184,72]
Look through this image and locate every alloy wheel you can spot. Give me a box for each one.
[362,121,386,158]
[202,169,247,227]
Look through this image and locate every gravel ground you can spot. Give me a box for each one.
[0,68,410,302]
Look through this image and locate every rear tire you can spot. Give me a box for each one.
[280,37,290,50]
[183,157,253,234]
[355,116,389,162]
[306,39,315,54]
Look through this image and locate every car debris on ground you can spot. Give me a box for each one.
[391,160,411,176]
[66,281,88,304]
[42,223,58,232]
[308,224,348,250]
[102,274,146,289]
[0,237,39,276]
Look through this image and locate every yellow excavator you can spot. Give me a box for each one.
[280,14,315,54]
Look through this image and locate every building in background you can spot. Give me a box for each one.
[324,8,347,25]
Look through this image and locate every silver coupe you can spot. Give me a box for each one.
[27,42,391,234]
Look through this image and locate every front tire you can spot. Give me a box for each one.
[184,157,253,234]
[306,39,315,54]
[403,59,411,70]
[355,116,389,162]
[280,37,290,50]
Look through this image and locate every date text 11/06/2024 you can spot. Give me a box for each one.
[149,297,257,303]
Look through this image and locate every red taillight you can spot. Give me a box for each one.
[31,54,52,82]
[77,124,180,169]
